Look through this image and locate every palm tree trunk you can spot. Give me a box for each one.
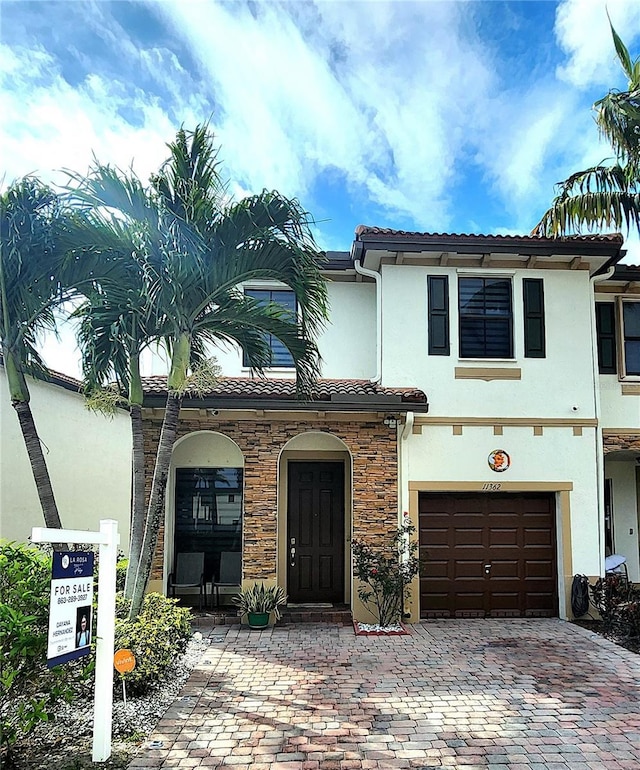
[128,391,181,618]
[124,403,145,600]
[12,399,64,532]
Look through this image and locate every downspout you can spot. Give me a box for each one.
[399,411,415,619]
[400,411,415,523]
[590,266,616,581]
[354,259,381,383]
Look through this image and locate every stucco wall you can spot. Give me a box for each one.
[380,264,596,419]
[404,424,599,578]
[0,374,132,551]
[140,281,378,379]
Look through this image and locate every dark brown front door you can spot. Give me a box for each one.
[419,492,557,618]
[287,462,344,603]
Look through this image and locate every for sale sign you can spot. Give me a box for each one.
[47,551,95,667]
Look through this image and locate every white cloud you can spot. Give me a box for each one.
[0,42,177,188]
[555,0,640,88]
[149,0,498,231]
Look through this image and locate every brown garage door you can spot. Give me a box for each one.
[419,492,557,618]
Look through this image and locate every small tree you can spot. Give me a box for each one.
[351,516,420,627]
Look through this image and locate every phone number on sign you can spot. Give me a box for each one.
[57,594,88,604]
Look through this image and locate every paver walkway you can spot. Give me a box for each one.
[128,619,640,769]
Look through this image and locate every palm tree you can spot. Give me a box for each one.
[71,269,150,601]
[534,24,640,236]
[0,178,68,530]
[61,174,157,600]
[71,125,329,618]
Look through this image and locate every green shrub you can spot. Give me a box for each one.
[114,593,191,696]
[116,558,128,593]
[0,541,90,761]
[351,516,421,627]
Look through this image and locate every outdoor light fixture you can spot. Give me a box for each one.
[383,415,399,429]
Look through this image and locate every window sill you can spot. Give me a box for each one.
[240,367,296,373]
[458,358,517,364]
[455,366,522,381]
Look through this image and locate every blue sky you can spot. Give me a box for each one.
[3,0,640,250]
[1,0,639,373]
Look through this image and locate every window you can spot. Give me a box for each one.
[243,288,296,367]
[174,467,243,583]
[621,299,640,377]
[458,277,513,358]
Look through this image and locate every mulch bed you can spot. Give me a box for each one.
[573,617,640,655]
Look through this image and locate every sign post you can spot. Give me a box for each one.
[31,519,119,763]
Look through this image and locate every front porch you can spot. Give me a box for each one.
[141,382,425,621]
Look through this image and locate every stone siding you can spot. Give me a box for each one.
[143,415,399,582]
[603,433,640,454]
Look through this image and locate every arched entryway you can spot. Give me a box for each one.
[277,432,353,604]
[165,431,244,597]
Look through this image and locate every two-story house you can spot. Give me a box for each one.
[140,228,638,622]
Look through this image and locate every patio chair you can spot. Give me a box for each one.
[168,552,207,610]
[212,551,242,608]
[605,554,629,585]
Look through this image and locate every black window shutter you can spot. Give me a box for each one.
[595,302,617,374]
[428,276,449,355]
[523,278,545,358]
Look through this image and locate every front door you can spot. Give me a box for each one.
[287,461,345,603]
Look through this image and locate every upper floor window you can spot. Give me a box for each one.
[596,299,640,378]
[243,288,296,367]
[458,277,513,359]
[622,299,640,377]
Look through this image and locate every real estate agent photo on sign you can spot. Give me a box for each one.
[75,608,91,648]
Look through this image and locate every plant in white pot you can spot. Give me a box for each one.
[233,582,287,629]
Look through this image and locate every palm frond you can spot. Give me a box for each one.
[536,27,640,238]
[194,294,322,397]
[0,177,70,368]
[533,189,640,236]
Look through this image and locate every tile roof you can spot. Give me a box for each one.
[46,369,84,391]
[142,376,427,405]
[0,356,83,392]
[354,225,625,245]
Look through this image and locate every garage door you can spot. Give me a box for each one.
[419,492,557,618]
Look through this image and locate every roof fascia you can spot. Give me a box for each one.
[142,395,429,413]
[354,234,624,260]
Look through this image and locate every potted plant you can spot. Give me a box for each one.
[233,582,287,629]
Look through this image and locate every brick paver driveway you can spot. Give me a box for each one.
[129,619,640,769]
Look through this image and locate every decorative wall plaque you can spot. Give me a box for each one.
[488,449,510,472]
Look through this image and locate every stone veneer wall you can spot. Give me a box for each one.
[603,433,640,453]
[143,415,399,583]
